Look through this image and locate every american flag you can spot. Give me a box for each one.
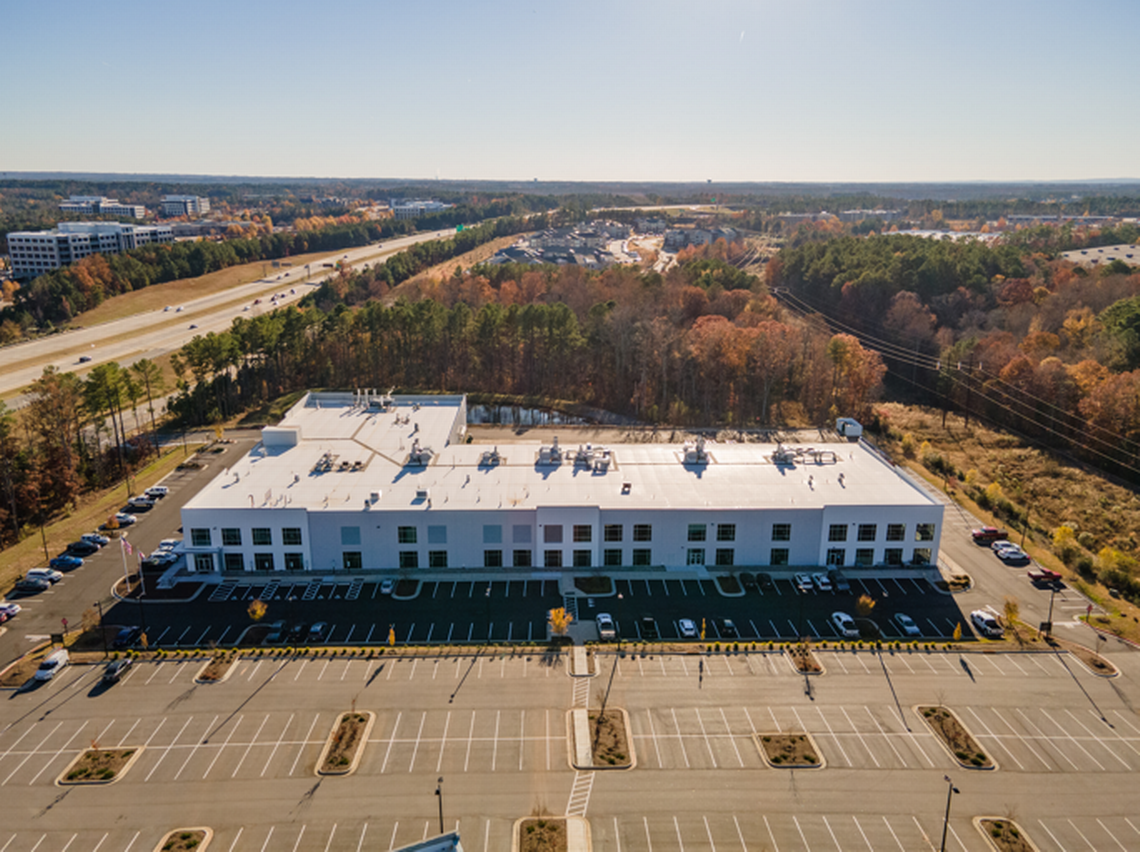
[122,538,133,557]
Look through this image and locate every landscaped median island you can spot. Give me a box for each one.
[568,707,633,769]
[917,705,994,769]
[787,643,823,674]
[155,829,212,852]
[574,575,613,595]
[194,652,239,684]
[518,818,567,852]
[754,733,823,768]
[317,710,375,776]
[58,746,143,785]
[977,818,1038,852]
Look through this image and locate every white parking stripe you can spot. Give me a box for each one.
[719,708,744,767]
[175,715,218,780]
[1096,819,1128,851]
[28,721,88,785]
[261,713,294,777]
[290,825,306,852]
[763,816,779,852]
[289,714,319,776]
[821,816,842,851]
[1035,820,1067,851]
[965,708,1024,770]
[91,832,109,852]
[436,711,451,773]
[1016,708,1082,770]
[671,709,690,768]
[257,826,274,852]
[694,708,716,767]
[202,715,241,779]
[1039,709,1105,770]
[1062,710,1131,767]
[673,816,685,851]
[380,712,402,773]
[408,712,426,772]
[989,708,1050,768]
[143,716,194,782]
[702,816,716,852]
[840,707,878,767]
[882,816,905,852]
[646,710,662,768]
[792,816,809,851]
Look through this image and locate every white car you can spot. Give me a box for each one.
[812,572,833,592]
[894,613,922,637]
[145,485,169,499]
[379,579,395,595]
[0,603,22,617]
[678,618,698,638]
[33,649,70,681]
[831,611,859,638]
[80,532,110,547]
[596,613,617,640]
[114,512,137,526]
[794,573,814,592]
[970,609,1004,638]
[26,568,63,584]
[175,305,183,312]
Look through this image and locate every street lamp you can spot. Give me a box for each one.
[940,775,959,852]
[435,776,444,835]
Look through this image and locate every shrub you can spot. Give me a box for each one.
[900,433,916,458]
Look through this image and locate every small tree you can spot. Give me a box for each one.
[952,622,962,641]
[855,594,876,618]
[1003,596,1020,639]
[549,607,573,637]
[247,599,267,621]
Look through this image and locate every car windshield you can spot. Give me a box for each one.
[39,660,57,670]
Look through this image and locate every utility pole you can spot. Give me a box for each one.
[435,777,444,835]
[940,775,959,852]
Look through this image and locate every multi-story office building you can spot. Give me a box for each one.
[58,196,148,218]
[7,222,174,279]
[389,199,452,220]
[161,195,211,217]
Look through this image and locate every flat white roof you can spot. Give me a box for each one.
[184,394,936,514]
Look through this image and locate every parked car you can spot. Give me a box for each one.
[0,603,22,617]
[831,611,859,639]
[828,570,851,592]
[639,614,659,640]
[995,543,1029,563]
[308,622,329,642]
[113,626,142,649]
[812,572,833,592]
[971,526,1009,544]
[102,658,133,684]
[264,620,287,644]
[718,618,738,638]
[1027,567,1062,583]
[126,496,155,512]
[894,613,922,637]
[80,532,110,547]
[739,572,756,589]
[794,573,814,592]
[288,622,309,642]
[113,512,137,526]
[755,572,774,591]
[49,554,83,571]
[971,609,1004,638]
[596,613,617,641]
[379,579,395,595]
[34,649,70,681]
[145,485,169,499]
[26,568,63,584]
[67,540,99,557]
[678,618,698,638]
[15,577,50,593]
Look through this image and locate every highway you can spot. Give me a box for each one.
[0,228,457,403]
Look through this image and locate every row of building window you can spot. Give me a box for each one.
[827,523,934,543]
[192,527,303,547]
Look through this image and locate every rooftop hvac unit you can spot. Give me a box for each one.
[415,488,430,501]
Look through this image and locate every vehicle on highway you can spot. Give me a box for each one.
[828,570,851,592]
[49,554,83,571]
[164,306,172,312]
[1027,567,1062,583]
[639,614,659,639]
[894,613,922,636]
[188,324,198,329]
[308,622,329,642]
[812,572,832,592]
[971,609,1004,638]
[971,526,1008,544]
[831,611,859,638]
[718,618,738,638]
[78,355,92,363]
[145,485,169,499]
[253,298,261,305]
[794,573,814,592]
[126,496,156,512]
[596,612,617,640]
[34,649,70,681]
[81,532,110,547]
[26,568,63,584]
[175,305,184,312]
[113,626,142,649]
[756,572,774,591]
[243,305,250,311]
[102,658,133,684]
[380,579,395,595]
[678,618,698,638]
[113,512,137,526]
[15,577,50,593]
[67,540,100,557]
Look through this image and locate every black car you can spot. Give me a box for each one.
[15,577,50,593]
[639,615,659,640]
[718,618,739,638]
[287,622,309,643]
[67,540,100,557]
[102,658,133,683]
[113,626,142,649]
[739,572,756,589]
[756,572,775,591]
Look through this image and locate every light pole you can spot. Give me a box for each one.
[435,776,444,835]
[95,600,108,658]
[940,775,959,852]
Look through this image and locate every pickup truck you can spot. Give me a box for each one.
[1027,567,1062,583]
[971,526,1008,544]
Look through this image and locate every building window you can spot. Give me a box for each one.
[915,523,935,542]
[686,548,705,566]
[604,524,623,542]
[252,528,272,546]
[343,552,362,570]
[544,525,563,544]
[885,548,903,566]
[573,549,592,567]
[826,548,846,566]
[771,523,791,542]
[191,528,212,547]
[717,524,736,542]
[223,553,243,571]
[631,548,651,566]
[399,551,418,569]
[857,524,877,542]
[483,525,502,544]
[715,548,734,566]
[912,548,932,565]
[341,526,361,546]
[544,550,563,568]
[603,549,622,567]
[688,524,706,542]
[484,550,503,568]
[282,527,303,546]
[573,525,592,543]
[221,528,242,546]
[513,550,532,568]
[769,548,789,566]
[886,524,905,542]
[398,526,417,544]
[284,553,304,571]
[254,553,275,571]
[513,525,532,543]
[828,524,848,542]
[854,548,874,567]
[428,525,447,544]
[428,550,448,568]
[633,524,652,542]
[194,553,215,572]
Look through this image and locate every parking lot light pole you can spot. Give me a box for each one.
[435,777,444,835]
[940,775,959,852]
[95,600,108,658]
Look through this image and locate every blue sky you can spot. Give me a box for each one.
[4,0,1138,182]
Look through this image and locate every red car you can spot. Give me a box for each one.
[1027,567,1062,583]
[971,526,1008,544]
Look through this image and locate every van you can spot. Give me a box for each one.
[34,649,70,681]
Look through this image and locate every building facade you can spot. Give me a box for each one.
[181,393,944,577]
[8,222,174,279]
[161,195,211,217]
[58,196,147,218]
[389,199,452,220]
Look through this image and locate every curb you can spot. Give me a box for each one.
[914,705,998,771]
[316,711,376,776]
[512,816,591,852]
[753,731,826,770]
[194,655,240,685]
[391,580,422,601]
[567,707,635,770]
[712,577,746,597]
[973,817,1042,852]
[56,746,146,786]
[152,828,214,852]
[784,648,826,676]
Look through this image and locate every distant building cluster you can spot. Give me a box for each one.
[1005,213,1117,225]
[389,199,453,220]
[161,195,211,218]
[8,222,174,279]
[487,220,633,268]
[1060,243,1140,267]
[663,226,738,251]
[838,209,901,222]
[58,195,147,219]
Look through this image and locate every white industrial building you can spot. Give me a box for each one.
[7,222,175,279]
[58,195,148,218]
[180,393,943,577]
[389,199,452,220]
[161,194,211,217]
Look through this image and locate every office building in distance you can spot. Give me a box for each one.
[389,199,452,220]
[7,222,175,279]
[180,393,944,577]
[58,196,148,218]
[161,194,211,217]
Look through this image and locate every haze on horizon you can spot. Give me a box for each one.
[5,0,1138,184]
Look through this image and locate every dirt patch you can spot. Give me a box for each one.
[788,643,822,673]
[0,646,52,687]
[589,710,630,767]
[320,712,370,774]
[160,830,208,852]
[395,579,418,596]
[519,818,567,852]
[979,819,1034,852]
[919,705,992,768]
[574,575,613,595]
[715,575,742,594]
[757,733,820,768]
[61,748,136,783]
[196,653,237,682]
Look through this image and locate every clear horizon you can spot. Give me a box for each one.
[5,0,1138,183]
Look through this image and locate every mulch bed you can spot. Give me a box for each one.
[715,575,742,594]
[62,748,135,783]
[758,733,820,767]
[919,705,992,767]
[574,575,613,594]
[519,818,567,852]
[161,830,207,852]
[395,579,418,596]
[197,654,237,682]
[788,644,822,673]
[321,712,369,773]
[980,819,1034,852]
[0,647,52,687]
[589,710,630,767]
